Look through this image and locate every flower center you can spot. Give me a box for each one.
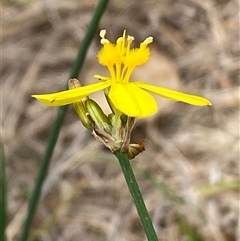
[97,30,153,84]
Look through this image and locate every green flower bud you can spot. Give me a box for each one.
[68,79,93,130]
[85,99,111,131]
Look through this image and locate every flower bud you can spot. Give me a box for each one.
[85,99,111,132]
[68,79,93,130]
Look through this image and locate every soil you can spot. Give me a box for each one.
[2,0,239,241]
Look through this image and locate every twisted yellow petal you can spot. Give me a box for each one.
[109,83,158,118]
[135,82,212,106]
[32,81,111,106]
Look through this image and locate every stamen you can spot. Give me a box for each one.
[100,39,109,45]
[142,37,153,46]
[100,29,106,39]
[127,36,134,45]
[116,37,123,46]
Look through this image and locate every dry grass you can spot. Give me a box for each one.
[2,0,239,240]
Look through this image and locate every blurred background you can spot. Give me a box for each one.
[2,0,239,240]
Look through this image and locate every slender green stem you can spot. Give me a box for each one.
[0,143,7,241]
[19,1,109,240]
[114,150,160,241]
[19,106,67,241]
[70,0,108,79]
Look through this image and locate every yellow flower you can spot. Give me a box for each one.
[32,30,211,118]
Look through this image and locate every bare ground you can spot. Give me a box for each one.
[2,0,239,241]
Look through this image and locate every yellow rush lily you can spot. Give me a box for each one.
[32,30,211,118]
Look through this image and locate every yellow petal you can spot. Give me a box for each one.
[32,81,111,106]
[94,74,110,81]
[136,82,212,106]
[108,83,158,118]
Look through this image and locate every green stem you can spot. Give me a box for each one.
[114,150,160,241]
[0,143,7,241]
[19,1,109,240]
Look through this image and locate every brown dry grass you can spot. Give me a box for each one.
[2,0,239,241]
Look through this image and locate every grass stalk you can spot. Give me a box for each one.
[19,1,109,240]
